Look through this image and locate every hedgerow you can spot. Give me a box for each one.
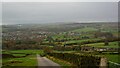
[47,53,102,68]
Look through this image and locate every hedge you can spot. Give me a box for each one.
[47,53,102,68]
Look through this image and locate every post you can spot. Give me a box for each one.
[99,57,108,68]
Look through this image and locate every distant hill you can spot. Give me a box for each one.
[2,22,118,32]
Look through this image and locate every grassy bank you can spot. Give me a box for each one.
[46,55,73,68]
[2,50,43,67]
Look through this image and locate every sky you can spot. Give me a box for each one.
[2,2,119,25]
[1,0,119,2]
[0,3,1,25]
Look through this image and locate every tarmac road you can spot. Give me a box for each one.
[37,54,61,68]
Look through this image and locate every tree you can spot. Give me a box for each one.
[104,40,109,46]
[3,40,16,50]
[43,46,53,54]
[47,36,54,46]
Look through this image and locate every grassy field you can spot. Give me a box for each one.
[105,54,120,63]
[83,41,119,48]
[2,55,37,67]
[7,50,44,55]
[72,27,98,33]
[2,50,43,67]
[64,38,101,44]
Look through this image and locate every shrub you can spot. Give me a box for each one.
[47,53,101,68]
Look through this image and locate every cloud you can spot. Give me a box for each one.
[2,2,118,24]
[0,2,2,25]
[1,0,119,2]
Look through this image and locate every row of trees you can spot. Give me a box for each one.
[53,46,81,51]
[2,40,42,50]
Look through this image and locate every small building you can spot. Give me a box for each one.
[81,46,94,51]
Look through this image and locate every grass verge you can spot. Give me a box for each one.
[46,55,74,68]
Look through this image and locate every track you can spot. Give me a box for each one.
[37,54,60,68]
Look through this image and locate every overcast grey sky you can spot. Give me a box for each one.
[2,2,118,25]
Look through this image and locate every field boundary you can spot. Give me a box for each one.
[109,61,120,66]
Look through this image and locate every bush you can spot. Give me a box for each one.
[47,53,101,68]
[2,54,15,58]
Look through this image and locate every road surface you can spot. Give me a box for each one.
[37,54,61,68]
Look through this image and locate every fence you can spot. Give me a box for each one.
[108,61,120,68]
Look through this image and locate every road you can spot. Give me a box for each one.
[37,54,61,68]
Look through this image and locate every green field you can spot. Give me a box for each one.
[2,50,43,67]
[72,27,98,33]
[64,38,101,44]
[2,55,37,67]
[83,41,119,48]
[7,50,44,54]
[105,54,120,63]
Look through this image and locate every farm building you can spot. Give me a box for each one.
[81,46,94,51]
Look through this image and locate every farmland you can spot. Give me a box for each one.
[2,22,120,68]
[2,50,43,67]
[83,41,119,48]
